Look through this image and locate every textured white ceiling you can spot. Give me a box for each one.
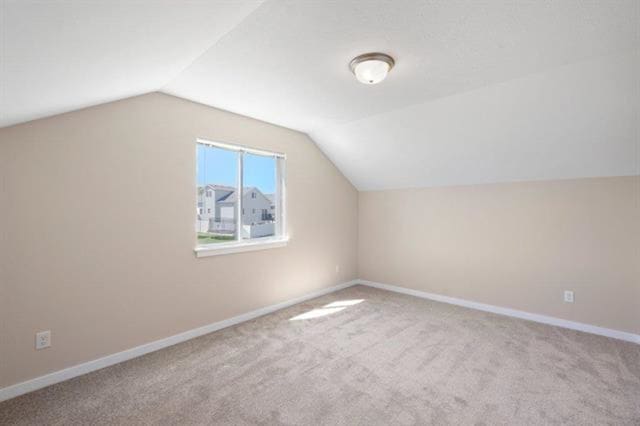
[163,0,640,189]
[313,50,639,190]
[0,0,263,127]
[165,0,639,131]
[2,1,639,189]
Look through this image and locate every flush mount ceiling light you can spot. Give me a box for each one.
[349,52,395,85]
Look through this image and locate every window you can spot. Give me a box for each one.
[195,139,286,256]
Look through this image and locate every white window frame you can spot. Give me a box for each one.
[195,138,288,257]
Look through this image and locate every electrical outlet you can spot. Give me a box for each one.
[564,291,574,303]
[335,265,340,274]
[35,330,51,350]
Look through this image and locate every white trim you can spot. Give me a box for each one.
[276,156,286,237]
[196,138,286,159]
[235,150,244,242]
[359,280,640,345]
[196,138,287,248]
[5,279,635,403]
[0,280,360,403]
[194,236,289,257]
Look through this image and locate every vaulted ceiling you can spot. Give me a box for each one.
[2,0,639,189]
[0,0,264,128]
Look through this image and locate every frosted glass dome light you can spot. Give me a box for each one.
[349,53,395,85]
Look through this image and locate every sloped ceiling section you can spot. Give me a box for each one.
[165,1,640,132]
[163,0,640,190]
[2,1,639,189]
[313,50,640,190]
[0,0,264,128]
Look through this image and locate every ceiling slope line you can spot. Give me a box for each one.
[160,0,267,92]
[316,47,640,134]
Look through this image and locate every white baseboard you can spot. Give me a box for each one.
[359,280,640,345]
[0,279,359,403]
[3,278,636,403]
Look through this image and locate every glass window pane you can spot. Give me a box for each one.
[241,153,277,240]
[196,144,238,244]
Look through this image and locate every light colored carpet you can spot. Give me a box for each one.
[1,285,639,425]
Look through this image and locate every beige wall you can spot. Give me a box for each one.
[0,93,358,389]
[359,176,640,334]
[1,92,637,391]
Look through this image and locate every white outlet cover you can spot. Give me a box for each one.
[564,291,574,303]
[36,330,51,350]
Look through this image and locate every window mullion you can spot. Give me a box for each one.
[276,156,286,237]
[236,151,244,242]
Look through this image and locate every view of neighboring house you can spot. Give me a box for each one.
[197,185,275,238]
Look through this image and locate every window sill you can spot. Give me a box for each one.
[194,236,289,258]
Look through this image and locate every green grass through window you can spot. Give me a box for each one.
[197,232,235,244]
